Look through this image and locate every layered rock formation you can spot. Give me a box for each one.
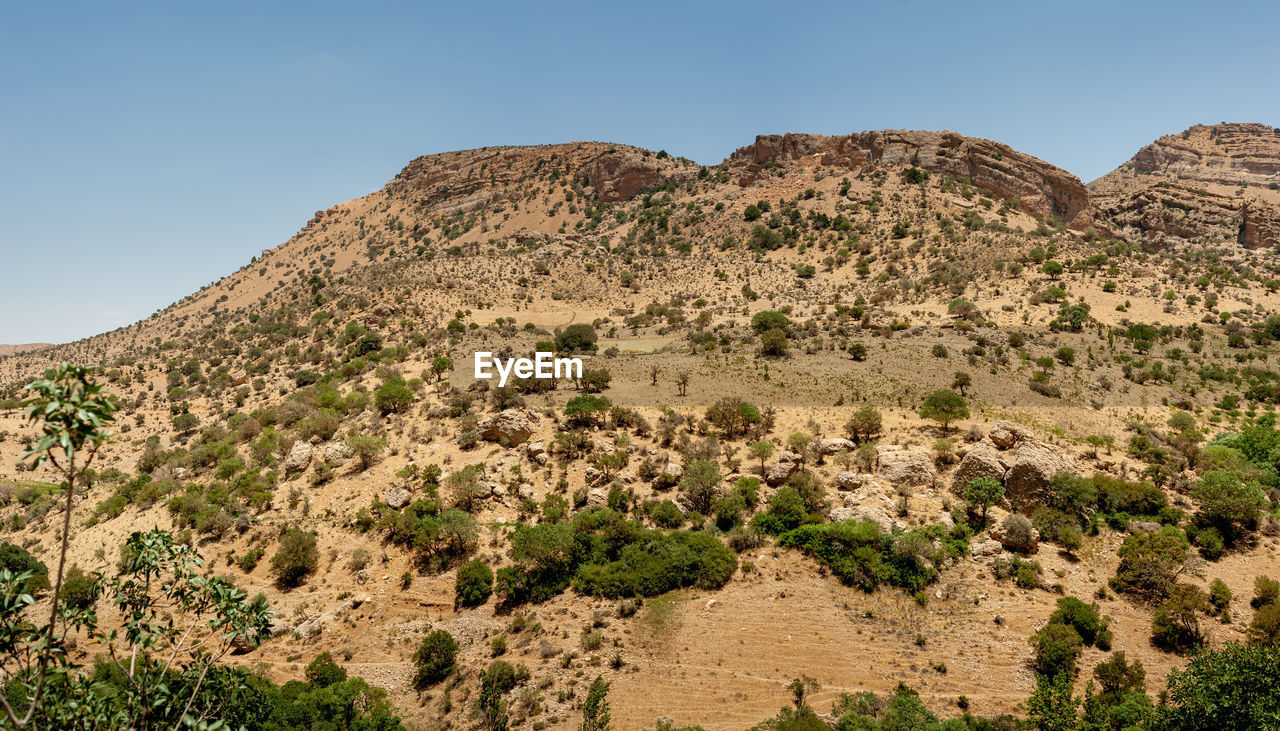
[1089,123,1280,249]
[725,130,1090,226]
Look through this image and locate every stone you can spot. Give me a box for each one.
[385,486,412,509]
[828,505,894,533]
[950,442,1008,495]
[989,420,1036,449]
[817,438,856,455]
[875,445,935,487]
[1005,441,1076,510]
[971,539,1003,557]
[836,471,876,491]
[282,442,313,475]
[1130,520,1162,535]
[477,408,539,447]
[660,462,684,482]
[323,441,352,466]
[587,488,608,508]
[765,451,802,486]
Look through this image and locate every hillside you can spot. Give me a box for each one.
[2,125,1280,730]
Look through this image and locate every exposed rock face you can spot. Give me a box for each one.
[1090,123,1280,249]
[836,471,876,491]
[989,420,1035,449]
[581,152,665,202]
[388,142,695,220]
[950,443,1008,495]
[384,486,412,510]
[478,409,539,447]
[1092,123,1280,192]
[1004,441,1076,510]
[322,441,352,466]
[726,130,1090,226]
[766,451,803,486]
[875,445,935,487]
[1093,184,1280,250]
[282,442,313,475]
[817,438,856,455]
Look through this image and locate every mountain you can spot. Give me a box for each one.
[1089,123,1280,249]
[2,126,1280,729]
[0,343,53,357]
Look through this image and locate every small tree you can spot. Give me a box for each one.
[430,355,453,382]
[951,371,971,396]
[918,389,968,431]
[5,363,115,729]
[749,440,774,475]
[964,477,1004,525]
[680,459,722,514]
[374,375,414,413]
[845,405,883,443]
[675,371,690,397]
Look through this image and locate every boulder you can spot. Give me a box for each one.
[384,486,412,510]
[989,420,1036,449]
[949,443,1008,495]
[1130,520,1162,535]
[971,539,1003,557]
[836,471,876,491]
[875,445,935,487]
[765,451,802,486]
[282,442,313,475]
[817,438,856,456]
[477,409,539,447]
[587,488,608,509]
[323,441,352,466]
[660,462,684,483]
[1005,441,1076,509]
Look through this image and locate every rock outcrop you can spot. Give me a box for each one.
[726,130,1090,226]
[1004,441,1076,510]
[1089,123,1280,249]
[766,451,803,486]
[875,445,935,487]
[950,443,1008,495]
[282,442,313,475]
[478,409,539,447]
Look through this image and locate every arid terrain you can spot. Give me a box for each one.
[2,122,1280,730]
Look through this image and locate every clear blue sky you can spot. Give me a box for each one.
[2,0,1277,344]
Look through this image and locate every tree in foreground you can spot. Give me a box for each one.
[1161,642,1280,729]
[2,363,116,728]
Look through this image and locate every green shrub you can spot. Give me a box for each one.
[1111,526,1189,599]
[1254,576,1280,609]
[1031,622,1083,679]
[1209,578,1233,614]
[1152,584,1209,652]
[412,630,458,689]
[778,520,966,594]
[58,565,98,610]
[270,528,319,588]
[1049,597,1103,646]
[455,559,494,608]
[304,652,348,688]
[0,542,50,592]
[650,499,683,528]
